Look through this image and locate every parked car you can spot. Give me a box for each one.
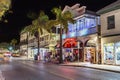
[12,53,20,57]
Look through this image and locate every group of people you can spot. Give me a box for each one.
[43,51,75,64]
[44,52,52,62]
[42,50,102,64]
[64,51,75,63]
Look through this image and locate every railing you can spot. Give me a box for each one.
[87,27,98,35]
[20,40,28,45]
[28,38,36,43]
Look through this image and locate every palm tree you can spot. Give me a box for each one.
[47,7,74,63]
[0,0,11,20]
[0,42,10,49]
[10,39,17,50]
[23,11,49,60]
[27,11,38,20]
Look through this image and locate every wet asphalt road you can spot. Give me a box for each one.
[0,60,120,80]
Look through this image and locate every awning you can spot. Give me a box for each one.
[63,38,77,48]
[55,38,78,48]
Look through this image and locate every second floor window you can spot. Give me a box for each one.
[107,15,115,30]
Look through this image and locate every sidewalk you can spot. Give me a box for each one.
[11,56,34,61]
[61,62,120,73]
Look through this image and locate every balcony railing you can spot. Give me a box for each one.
[20,40,28,45]
[28,38,36,43]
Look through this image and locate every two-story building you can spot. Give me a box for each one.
[20,27,37,60]
[62,4,100,63]
[20,32,28,56]
[97,0,120,65]
[20,26,60,60]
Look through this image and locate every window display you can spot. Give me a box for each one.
[84,47,95,63]
[115,42,120,64]
[104,43,114,64]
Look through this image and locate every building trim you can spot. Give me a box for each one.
[102,33,120,38]
[97,0,120,14]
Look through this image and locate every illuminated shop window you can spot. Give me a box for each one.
[104,43,114,61]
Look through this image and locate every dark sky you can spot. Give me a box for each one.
[0,0,117,43]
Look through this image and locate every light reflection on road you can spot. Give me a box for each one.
[0,60,120,80]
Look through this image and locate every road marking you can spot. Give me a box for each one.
[48,70,74,80]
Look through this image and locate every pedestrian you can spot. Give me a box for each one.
[34,55,37,60]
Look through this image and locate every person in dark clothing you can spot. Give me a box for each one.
[34,55,38,60]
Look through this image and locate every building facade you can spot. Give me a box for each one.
[20,26,60,60]
[20,32,28,56]
[27,34,37,60]
[20,31,37,60]
[97,0,120,65]
[62,4,100,63]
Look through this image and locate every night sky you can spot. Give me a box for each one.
[0,0,117,43]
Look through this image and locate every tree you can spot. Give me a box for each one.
[0,42,10,49]
[10,39,17,50]
[47,7,74,63]
[27,11,38,20]
[0,0,11,20]
[23,11,49,60]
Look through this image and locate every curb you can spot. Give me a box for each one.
[61,64,120,73]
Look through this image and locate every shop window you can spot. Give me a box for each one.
[104,43,114,62]
[107,15,115,30]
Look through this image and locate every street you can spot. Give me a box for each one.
[0,60,120,80]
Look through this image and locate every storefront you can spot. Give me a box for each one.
[115,42,120,64]
[103,43,114,64]
[101,35,120,65]
[61,4,100,63]
[62,19,100,62]
[63,38,81,61]
[84,47,96,63]
[27,47,34,60]
[28,47,49,60]
[39,48,49,60]
[103,42,120,65]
